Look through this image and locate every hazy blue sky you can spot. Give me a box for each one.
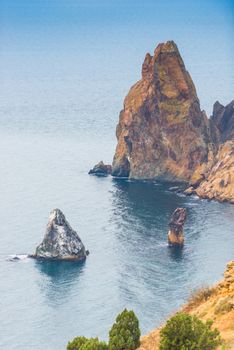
[1,0,233,115]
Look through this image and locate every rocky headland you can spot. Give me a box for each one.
[32,209,88,261]
[168,208,186,245]
[138,261,234,350]
[110,40,233,203]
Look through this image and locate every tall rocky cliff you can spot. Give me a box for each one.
[112,41,214,181]
[111,40,233,202]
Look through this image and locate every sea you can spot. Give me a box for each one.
[0,1,234,349]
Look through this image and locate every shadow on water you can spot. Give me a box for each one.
[34,259,86,305]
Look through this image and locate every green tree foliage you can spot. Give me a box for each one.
[67,336,108,350]
[159,312,221,350]
[109,309,141,350]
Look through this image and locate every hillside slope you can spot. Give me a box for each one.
[138,261,234,350]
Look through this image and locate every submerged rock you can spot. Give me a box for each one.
[33,209,88,261]
[89,161,112,176]
[168,208,186,245]
[112,40,214,181]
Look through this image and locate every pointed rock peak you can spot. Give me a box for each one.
[34,209,88,261]
[212,101,224,116]
[153,40,180,60]
[155,40,179,55]
[142,52,153,79]
[49,208,66,226]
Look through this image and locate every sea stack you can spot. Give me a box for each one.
[168,208,187,246]
[33,209,88,261]
[112,40,214,181]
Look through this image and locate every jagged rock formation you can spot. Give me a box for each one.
[33,209,88,260]
[168,208,186,245]
[110,40,233,202]
[89,161,112,176]
[138,261,234,350]
[186,101,234,203]
[211,100,234,142]
[112,41,214,181]
[186,141,234,203]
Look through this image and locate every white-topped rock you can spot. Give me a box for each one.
[33,209,88,261]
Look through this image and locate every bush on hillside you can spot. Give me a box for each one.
[67,336,108,350]
[109,309,140,350]
[159,312,221,350]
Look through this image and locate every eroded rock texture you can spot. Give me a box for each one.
[34,209,87,260]
[112,41,214,181]
[168,207,187,245]
[187,101,234,203]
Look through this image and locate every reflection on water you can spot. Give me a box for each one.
[35,260,85,306]
[167,245,184,262]
[35,259,85,280]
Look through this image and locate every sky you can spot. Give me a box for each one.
[0,0,233,115]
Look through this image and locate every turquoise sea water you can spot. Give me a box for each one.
[1,1,234,349]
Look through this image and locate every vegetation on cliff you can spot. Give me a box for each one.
[67,337,108,350]
[109,309,141,350]
[67,309,140,350]
[159,312,221,350]
[138,261,234,350]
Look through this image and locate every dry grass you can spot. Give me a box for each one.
[186,286,216,309]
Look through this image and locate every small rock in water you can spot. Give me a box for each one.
[7,254,28,261]
[89,161,112,176]
[32,209,88,261]
[168,208,186,246]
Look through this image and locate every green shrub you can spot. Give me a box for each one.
[80,338,108,350]
[159,312,221,350]
[109,309,141,350]
[67,336,108,350]
[67,336,89,350]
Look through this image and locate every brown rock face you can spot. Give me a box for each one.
[191,141,234,203]
[112,41,213,181]
[211,100,234,142]
[187,101,234,203]
[168,207,186,245]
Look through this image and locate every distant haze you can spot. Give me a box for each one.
[0,0,233,117]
